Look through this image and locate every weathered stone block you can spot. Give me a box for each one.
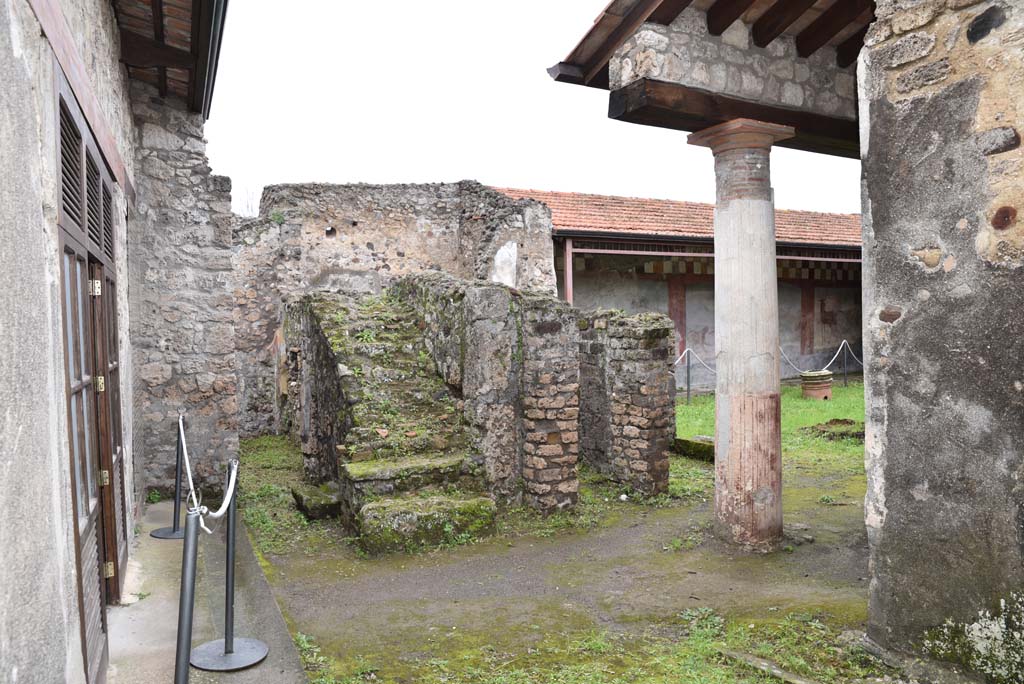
[357,495,496,555]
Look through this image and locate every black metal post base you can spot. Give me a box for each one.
[190,638,269,672]
[150,525,185,540]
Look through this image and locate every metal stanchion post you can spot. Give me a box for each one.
[174,508,201,684]
[686,352,692,405]
[191,466,269,672]
[843,343,849,387]
[152,417,186,539]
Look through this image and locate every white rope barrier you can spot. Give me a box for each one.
[178,412,240,535]
[674,339,864,376]
[179,414,200,510]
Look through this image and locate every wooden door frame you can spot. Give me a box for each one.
[90,261,123,603]
[59,232,110,683]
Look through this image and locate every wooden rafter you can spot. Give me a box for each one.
[796,0,873,58]
[751,0,818,48]
[120,31,194,69]
[706,0,758,36]
[151,0,167,96]
[836,25,869,68]
[648,0,695,25]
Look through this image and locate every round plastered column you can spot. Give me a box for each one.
[688,118,794,552]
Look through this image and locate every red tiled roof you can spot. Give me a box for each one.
[495,188,862,249]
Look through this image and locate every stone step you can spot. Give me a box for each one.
[357,495,497,555]
[291,481,341,520]
[339,454,471,508]
[339,432,457,462]
[339,454,485,530]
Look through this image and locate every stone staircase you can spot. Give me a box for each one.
[307,293,495,554]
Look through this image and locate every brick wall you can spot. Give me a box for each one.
[579,311,675,495]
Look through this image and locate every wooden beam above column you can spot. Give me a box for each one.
[608,78,860,159]
[706,0,758,36]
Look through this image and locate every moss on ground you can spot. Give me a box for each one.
[249,373,875,684]
[239,435,348,556]
[294,606,894,684]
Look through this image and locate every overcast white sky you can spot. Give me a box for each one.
[205,1,861,217]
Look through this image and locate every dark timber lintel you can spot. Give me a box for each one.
[608,78,860,159]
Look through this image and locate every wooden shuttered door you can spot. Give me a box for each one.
[57,70,127,683]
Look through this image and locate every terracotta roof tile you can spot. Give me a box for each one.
[494,188,861,249]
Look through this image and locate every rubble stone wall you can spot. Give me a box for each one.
[280,297,355,484]
[860,0,1024,652]
[234,182,557,438]
[395,273,579,511]
[579,311,675,495]
[612,5,857,120]
[129,81,238,491]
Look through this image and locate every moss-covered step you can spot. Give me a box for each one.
[357,495,497,555]
[340,430,454,462]
[338,454,476,525]
[291,481,341,520]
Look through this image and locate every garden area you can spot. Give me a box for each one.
[238,380,902,683]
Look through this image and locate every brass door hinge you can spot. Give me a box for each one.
[88,280,102,297]
[99,469,110,487]
[103,561,115,579]
[95,376,105,392]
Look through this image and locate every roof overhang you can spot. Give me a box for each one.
[553,229,862,253]
[114,0,229,118]
[552,0,873,90]
[551,0,874,158]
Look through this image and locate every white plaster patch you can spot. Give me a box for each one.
[489,241,518,288]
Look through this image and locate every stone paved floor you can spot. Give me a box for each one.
[107,501,305,683]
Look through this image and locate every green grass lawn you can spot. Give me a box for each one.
[677,381,866,468]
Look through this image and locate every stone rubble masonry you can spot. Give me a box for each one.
[579,311,675,496]
[394,273,580,512]
[611,5,857,121]
[280,296,355,483]
[233,182,557,439]
[128,81,238,492]
[860,1,1024,652]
